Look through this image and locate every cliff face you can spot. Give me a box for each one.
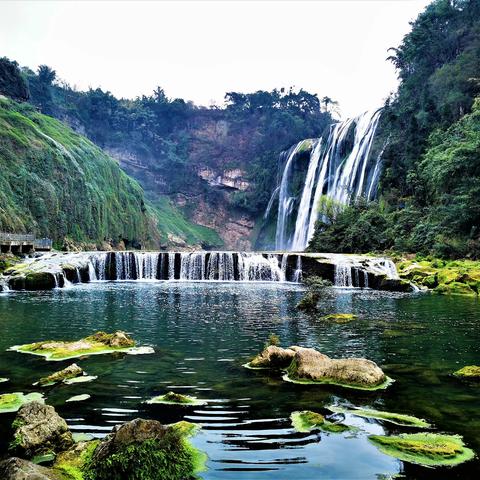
[0,98,160,248]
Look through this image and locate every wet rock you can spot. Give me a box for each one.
[285,347,389,390]
[247,345,296,369]
[0,457,62,480]
[37,363,84,387]
[10,401,73,458]
[9,272,57,291]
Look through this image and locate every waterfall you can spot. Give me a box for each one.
[272,109,383,251]
[334,263,353,287]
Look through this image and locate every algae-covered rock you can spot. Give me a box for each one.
[53,439,98,480]
[84,418,206,480]
[328,406,431,428]
[146,391,207,406]
[8,272,58,291]
[291,410,351,433]
[0,392,44,413]
[37,363,84,386]
[368,432,475,467]
[0,457,63,480]
[245,345,296,370]
[284,347,391,391]
[453,365,480,379]
[321,313,357,324]
[10,401,73,458]
[9,331,137,361]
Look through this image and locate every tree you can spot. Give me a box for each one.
[0,57,29,101]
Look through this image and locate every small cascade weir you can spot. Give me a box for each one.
[85,251,303,283]
[269,109,383,251]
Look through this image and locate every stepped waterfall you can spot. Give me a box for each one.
[271,109,383,251]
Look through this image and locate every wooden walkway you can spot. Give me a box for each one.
[0,232,52,253]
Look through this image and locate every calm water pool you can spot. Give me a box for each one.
[0,282,479,479]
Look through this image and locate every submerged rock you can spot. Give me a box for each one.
[85,418,206,480]
[9,330,137,361]
[291,410,351,433]
[368,433,475,467]
[10,401,73,458]
[453,365,480,379]
[328,406,431,428]
[0,457,63,480]
[37,363,84,386]
[246,345,296,369]
[0,392,44,414]
[146,391,207,406]
[284,347,391,390]
[321,313,357,324]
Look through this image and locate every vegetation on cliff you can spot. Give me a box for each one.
[309,0,480,259]
[0,97,159,247]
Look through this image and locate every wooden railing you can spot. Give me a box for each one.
[0,232,35,242]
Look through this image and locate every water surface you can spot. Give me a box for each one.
[0,282,479,479]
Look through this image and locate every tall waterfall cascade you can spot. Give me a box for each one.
[270,109,383,251]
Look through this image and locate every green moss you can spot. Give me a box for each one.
[146,391,206,406]
[290,411,351,433]
[321,313,357,324]
[0,392,44,413]
[54,440,99,480]
[368,433,475,467]
[0,97,160,247]
[83,429,205,480]
[453,365,480,379]
[9,331,137,361]
[328,406,431,428]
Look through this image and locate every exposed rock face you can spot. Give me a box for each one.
[88,331,134,348]
[287,347,387,389]
[192,198,254,250]
[90,418,168,465]
[38,363,83,386]
[0,457,62,480]
[198,167,250,191]
[249,345,296,369]
[11,401,73,458]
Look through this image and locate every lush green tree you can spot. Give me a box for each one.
[0,57,29,101]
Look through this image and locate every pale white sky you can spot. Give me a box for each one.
[0,0,431,118]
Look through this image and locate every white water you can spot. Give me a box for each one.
[274,109,383,251]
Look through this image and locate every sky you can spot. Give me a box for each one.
[0,0,431,118]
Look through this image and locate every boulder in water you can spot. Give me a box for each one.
[8,272,58,291]
[245,345,296,369]
[290,410,351,433]
[85,418,206,480]
[10,401,73,458]
[146,391,207,406]
[37,363,84,387]
[284,347,390,390]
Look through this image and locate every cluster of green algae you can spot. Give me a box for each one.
[8,331,137,361]
[396,257,480,296]
[290,411,352,434]
[320,313,357,324]
[146,391,207,407]
[453,365,480,379]
[0,392,44,413]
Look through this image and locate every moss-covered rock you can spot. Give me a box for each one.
[9,331,137,361]
[38,364,84,387]
[0,392,44,413]
[368,433,475,467]
[328,406,431,428]
[290,410,351,433]
[321,313,357,324]
[453,365,480,379]
[146,391,206,406]
[83,418,206,480]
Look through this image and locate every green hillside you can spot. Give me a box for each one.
[0,97,159,248]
